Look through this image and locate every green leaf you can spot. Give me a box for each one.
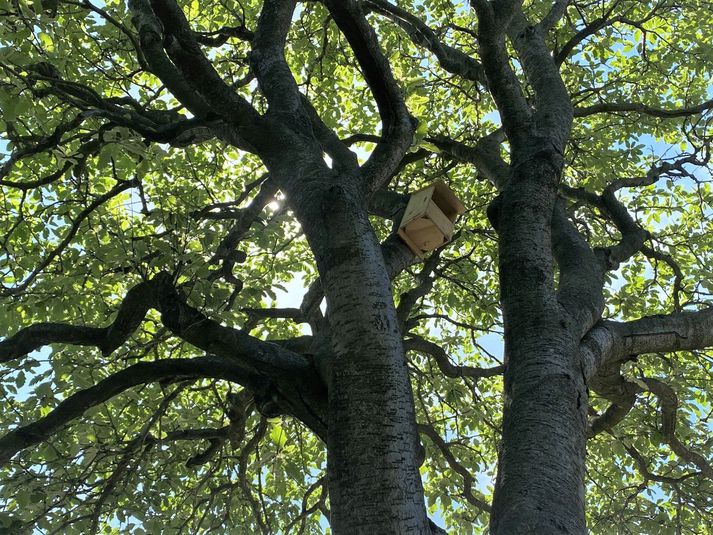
[270,422,288,448]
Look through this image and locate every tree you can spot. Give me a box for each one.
[0,0,711,532]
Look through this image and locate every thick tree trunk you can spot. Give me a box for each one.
[491,340,588,533]
[296,181,430,533]
[490,156,588,534]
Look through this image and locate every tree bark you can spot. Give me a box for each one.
[490,156,588,534]
[294,180,430,533]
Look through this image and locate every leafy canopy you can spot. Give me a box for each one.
[0,0,712,533]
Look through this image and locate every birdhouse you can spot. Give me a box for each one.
[397,181,465,257]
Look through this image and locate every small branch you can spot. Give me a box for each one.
[396,252,440,327]
[1,179,138,296]
[641,245,684,312]
[237,418,270,534]
[211,177,278,262]
[0,114,85,181]
[623,442,703,485]
[65,0,149,69]
[427,130,509,189]
[418,423,491,512]
[539,0,570,31]
[194,25,254,45]
[283,476,327,534]
[87,383,189,534]
[554,9,619,65]
[606,154,702,192]
[641,378,712,479]
[209,176,279,288]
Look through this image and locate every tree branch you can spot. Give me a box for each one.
[418,423,491,512]
[14,65,234,148]
[323,0,414,192]
[364,0,486,85]
[551,199,605,335]
[0,279,153,362]
[641,377,712,479]
[623,442,703,485]
[428,130,509,189]
[0,356,261,467]
[396,253,440,328]
[507,10,573,153]
[561,183,648,270]
[581,307,713,381]
[554,10,619,65]
[250,0,308,129]
[470,0,531,148]
[2,272,314,379]
[88,383,189,534]
[0,113,86,182]
[539,0,570,31]
[129,0,269,150]
[405,336,504,379]
[127,0,212,115]
[574,98,713,119]
[608,308,713,359]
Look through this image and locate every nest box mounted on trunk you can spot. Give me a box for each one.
[397,181,465,258]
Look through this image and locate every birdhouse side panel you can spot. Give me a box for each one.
[425,201,454,240]
[432,181,466,221]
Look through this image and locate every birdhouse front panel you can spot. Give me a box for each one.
[399,216,448,257]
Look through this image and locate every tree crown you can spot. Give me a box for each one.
[0,0,712,532]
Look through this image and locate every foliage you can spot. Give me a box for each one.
[0,0,712,532]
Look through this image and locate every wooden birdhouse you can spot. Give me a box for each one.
[397,181,465,257]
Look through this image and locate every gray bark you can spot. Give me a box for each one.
[489,156,588,534]
[291,177,430,533]
[471,2,588,530]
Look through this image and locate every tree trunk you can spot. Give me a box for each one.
[297,181,430,533]
[490,156,588,534]
[491,340,588,533]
